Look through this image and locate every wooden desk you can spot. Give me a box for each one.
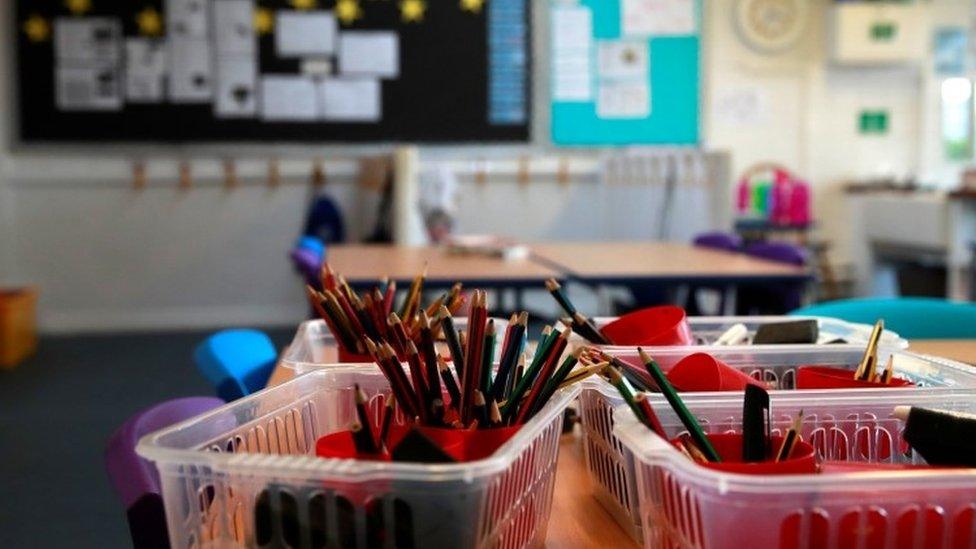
[909,340,976,366]
[323,244,561,289]
[531,241,809,285]
[266,338,976,549]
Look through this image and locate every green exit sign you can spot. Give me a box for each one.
[871,21,897,41]
[859,110,889,134]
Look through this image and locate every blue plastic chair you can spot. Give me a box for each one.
[194,330,277,401]
[105,397,224,549]
[791,298,976,339]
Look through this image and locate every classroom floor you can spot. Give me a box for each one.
[0,328,296,548]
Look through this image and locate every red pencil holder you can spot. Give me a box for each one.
[795,366,915,389]
[599,306,693,346]
[316,431,390,461]
[666,352,765,392]
[675,433,817,475]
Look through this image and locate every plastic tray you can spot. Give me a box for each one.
[579,347,976,543]
[613,390,976,549]
[578,315,909,353]
[137,366,578,549]
[281,317,509,375]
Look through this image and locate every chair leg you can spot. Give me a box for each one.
[674,284,691,311]
[722,285,737,316]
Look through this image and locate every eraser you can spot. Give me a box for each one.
[752,319,819,345]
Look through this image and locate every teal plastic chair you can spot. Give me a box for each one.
[790,298,976,339]
[194,330,277,401]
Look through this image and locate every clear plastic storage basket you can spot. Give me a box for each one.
[137,366,578,549]
[614,390,976,549]
[578,315,908,353]
[580,347,976,543]
[281,318,508,375]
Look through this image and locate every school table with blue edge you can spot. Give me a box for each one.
[319,244,564,290]
[529,241,811,286]
[265,340,976,549]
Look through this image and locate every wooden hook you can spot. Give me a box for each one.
[557,157,570,186]
[223,159,238,191]
[517,156,530,187]
[132,160,147,191]
[267,158,281,188]
[311,158,326,189]
[474,159,487,186]
[178,161,192,191]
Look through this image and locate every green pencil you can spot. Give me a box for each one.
[638,348,720,462]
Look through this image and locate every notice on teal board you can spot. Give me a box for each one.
[550,0,700,146]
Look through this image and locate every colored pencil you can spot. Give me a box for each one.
[774,410,804,462]
[353,384,379,454]
[638,347,720,463]
[437,355,462,408]
[439,305,467,379]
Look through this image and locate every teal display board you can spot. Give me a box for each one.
[550,0,700,146]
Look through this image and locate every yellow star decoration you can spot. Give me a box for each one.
[253,7,274,35]
[289,0,317,10]
[135,7,164,37]
[400,0,426,22]
[23,14,51,43]
[460,0,485,14]
[64,0,92,15]
[335,0,363,25]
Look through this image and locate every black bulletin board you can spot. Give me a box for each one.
[15,1,531,143]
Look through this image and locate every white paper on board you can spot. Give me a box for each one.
[167,0,210,38]
[260,76,319,120]
[276,11,337,57]
[301,58,334,76]
[338,32,399,78]
[54,18,122,63]
[597,81,650,119]
[318,77,381,122]
[713,86,769,126]
[213,0,255,55]
[125,38,167,102]
[215,56,258,117]
[169,38,213,102]
[551,6,593,102]
[621,0,695,37]
[56,63,123,111]
[597,41,649,80]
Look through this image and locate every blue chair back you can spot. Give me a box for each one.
[194,330,277,401]
[791,298,976,339]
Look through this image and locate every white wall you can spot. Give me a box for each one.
[1,2,960,332]
[704,0,968,265]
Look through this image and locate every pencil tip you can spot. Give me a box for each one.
[893,405,911,421]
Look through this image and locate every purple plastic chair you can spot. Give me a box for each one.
[291,247,322,288]
[738,242,809,313]
[682,232,744,315]
[105,397,224,549]
[692,231,742,252]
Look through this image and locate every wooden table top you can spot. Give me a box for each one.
[530,241,809,282]
[266,338,975,549]
[909,340,976,366]
[323,244,561,286]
